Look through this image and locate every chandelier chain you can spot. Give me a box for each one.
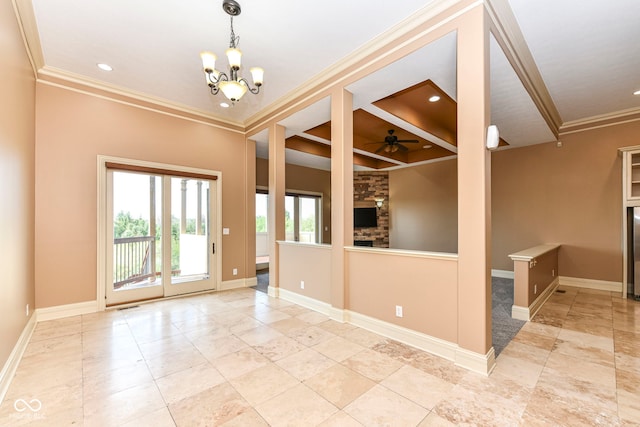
[228,16,240,49]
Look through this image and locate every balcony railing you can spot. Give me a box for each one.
[113,236,155,289]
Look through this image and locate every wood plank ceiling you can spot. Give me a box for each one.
[286,79,508,170]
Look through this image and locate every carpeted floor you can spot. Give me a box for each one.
[491,276,526,355]
[253,269,269,294]
[253,270,522,356]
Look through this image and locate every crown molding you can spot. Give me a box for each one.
[485,0,561,138]
[12,0,44,76]
[38,66,244,132]
[559,106,640,135]
[245,0,481,133]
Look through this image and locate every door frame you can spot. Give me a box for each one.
[97,155,222,311]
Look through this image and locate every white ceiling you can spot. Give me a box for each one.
[28,0,640,168]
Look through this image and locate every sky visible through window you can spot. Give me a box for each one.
[113,172,205,221]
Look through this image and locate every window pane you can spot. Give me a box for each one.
[299,196,317,243]
[285,195,295,241]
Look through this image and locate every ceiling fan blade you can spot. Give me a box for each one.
[374,145,387,154]
[396,139,419,143]
[364,141,386,145]
[397,144,409,152]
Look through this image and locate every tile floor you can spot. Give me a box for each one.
[1,285,638,426]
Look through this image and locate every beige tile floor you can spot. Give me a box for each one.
[1,285,639,426]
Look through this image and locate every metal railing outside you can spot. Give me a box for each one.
[113,236,156,289]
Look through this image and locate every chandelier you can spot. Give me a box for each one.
[200,0,263,103]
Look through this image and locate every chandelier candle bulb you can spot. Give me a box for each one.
[226,48,242,69]
[200,52,217,72]
[250,67,264,86]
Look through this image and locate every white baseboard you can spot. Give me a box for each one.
[492,269,514,279]
[511,277,559,321]
[0,314,37,403]
[220,278,252,291]
[267,285,278,298]
[277,289,345,322]
[245,277,258,287]
[275,290,497,376]
[328,306,347,323]
[278,288,333,317]
[559,276,623,293]
[346,310,457,361]
[511,305,530,321]
[36,300,97,322]
[455,346,496,376]
[345,309,495,375]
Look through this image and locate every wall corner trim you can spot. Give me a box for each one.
[35,300,97,322]
[0,314,37,403]
[511,277,559,321]
[511,305,530,321]
[267,286,279,298]
[455,347,496,376]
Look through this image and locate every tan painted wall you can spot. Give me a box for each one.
[0,2,36,369]
[278,242,331,303]
[387,120,637,284]
[528,248,559,304]
[389,159,458,252]
[34,83,248,308]
[347,250,458,343]
[256,158,331,244]
[492,121,640,282]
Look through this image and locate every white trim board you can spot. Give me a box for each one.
[0,314,37,403]
[559,276,623,293]
[36,300,97,322]
[220,278,253,291]
[492,269,514,279]
[346,310,495,376]
[511,277,559,321]
[278,288,334,318]
[278,288,495,376]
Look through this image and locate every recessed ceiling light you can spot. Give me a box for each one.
[428,95,440,102]
[220,102,230,108]
[423,145,432,149]
[97,63,113,71]
[634,89,640,96]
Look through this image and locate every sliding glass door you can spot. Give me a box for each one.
[106,169,216,305]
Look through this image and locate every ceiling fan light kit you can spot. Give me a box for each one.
[369,129,420,155]
[200,0,263,103]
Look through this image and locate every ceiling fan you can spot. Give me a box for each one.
[367,129,420,154]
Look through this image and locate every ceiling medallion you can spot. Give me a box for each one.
[200,0,263,103]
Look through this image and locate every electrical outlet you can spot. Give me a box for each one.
[395,305,403,318]
[300,280,305,289]
[26,304,29,317]
[232,268,238,276]
[534,284,537,294]
[552,269,555,277]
